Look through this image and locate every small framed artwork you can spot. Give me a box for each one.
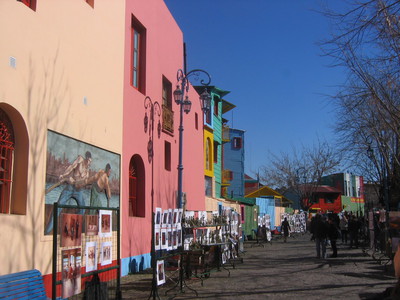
[61,247,82,298]
[155,208,162,227]
[85,242,97,272]
[101,241,112,266]
[162,210,169,226]
[86,214,99,236]
[61,213,83,247]
[99,210,112,238]
[161,228,167,250]
[155,227,161,251]
[157,260,166,286]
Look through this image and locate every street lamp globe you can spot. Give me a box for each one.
[173,86,184,104]
[200,89,211,113]
[183,96,192,114]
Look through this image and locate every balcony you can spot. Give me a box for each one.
[162,105,174,134]
[222,125,230,142]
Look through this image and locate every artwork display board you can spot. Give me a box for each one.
[55,207,118,299]
[153,207,183,285]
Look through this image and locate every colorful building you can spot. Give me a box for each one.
[0,0,206,296]
[321,173,365,215]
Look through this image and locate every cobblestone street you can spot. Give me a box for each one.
[120,233,398,299]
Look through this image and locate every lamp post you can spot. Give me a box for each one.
[173,69,211,209]
[144,96,161,300]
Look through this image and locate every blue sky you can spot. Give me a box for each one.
[164,0,350,176]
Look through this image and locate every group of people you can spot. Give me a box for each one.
[309,212,363,259]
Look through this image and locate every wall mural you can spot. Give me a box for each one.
[45,130,120,235]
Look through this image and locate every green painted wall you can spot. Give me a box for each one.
[341,196,365,216]
[243,205,259,238]
[212,92,222,198]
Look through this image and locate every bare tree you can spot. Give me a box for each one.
[260,140,341,211]
[321,0,400,209]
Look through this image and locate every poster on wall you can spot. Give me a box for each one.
[61,213,83,247]
[101,241,112,266]
[99,210,112,238]
[85,242,97,272]
[62,248,82,298]
[44,130,120,235]
[86,214,99,236]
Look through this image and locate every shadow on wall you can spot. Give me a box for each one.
[129,256,145,274]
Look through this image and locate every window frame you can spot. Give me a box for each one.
[232,137,242,149]
[131,16,146,93]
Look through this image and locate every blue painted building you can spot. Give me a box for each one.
[223,128,246,198]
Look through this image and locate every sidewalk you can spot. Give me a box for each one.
[120,233,398,299]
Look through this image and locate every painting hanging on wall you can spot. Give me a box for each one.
[44,130,120,235]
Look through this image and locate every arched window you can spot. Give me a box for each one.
[129,155,145,217]
[0,109,14,214]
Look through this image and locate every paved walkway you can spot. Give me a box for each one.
[120,233,398,299]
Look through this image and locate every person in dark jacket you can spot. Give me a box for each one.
[327,215,339,258]
[281,217,291,243]
[348,215,360,249]
[314,214,328,259]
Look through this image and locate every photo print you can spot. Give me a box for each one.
[99,210,112,238]
[162,210,168,226]
[61,213,83,247]
[161,228,167,250]
[157,260,166,286]
[155,207,162,227]
[62,247,82,298]
[85,242,97,272]
[155,227,161,251]
[101,241,112,266]
[85,214,99,236]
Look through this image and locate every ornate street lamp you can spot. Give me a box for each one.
[174,68,211,209]
[144,96,161,300]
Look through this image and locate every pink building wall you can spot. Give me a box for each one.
[121,0,205,275]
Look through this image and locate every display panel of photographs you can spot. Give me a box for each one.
[61,213,83,247]
[156,260,166,286]
[99,210,112,238]
[101,241,112,266]
[62,248,82,298]
[86,241,98,272]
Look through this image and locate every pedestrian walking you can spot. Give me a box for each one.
[339,214,348,244]
[327,215,339,258]
[348,215,360,249]
[281,217,291,243]
[313,214,328,259]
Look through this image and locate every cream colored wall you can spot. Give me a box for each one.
[0,0,124,275]
[205,196,240,214]
[275,206,286,227]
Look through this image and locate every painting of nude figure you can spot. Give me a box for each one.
[45,130,120,235]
